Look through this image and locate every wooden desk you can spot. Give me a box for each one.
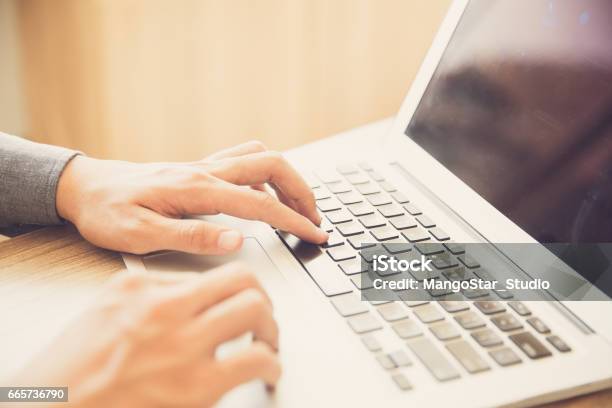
[0,227,610,407]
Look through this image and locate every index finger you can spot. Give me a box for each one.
[185,179,328,243]
[205,151,321,226]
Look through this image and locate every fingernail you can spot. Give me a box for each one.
[218,230,243,251]
[316,228,329,243]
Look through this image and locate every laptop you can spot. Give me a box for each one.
[124,1,612,406]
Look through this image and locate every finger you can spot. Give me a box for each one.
[186,287,278,351]
[163,261,271,314]
[181,180,327,243]
[270,183,297,210]
[205,140,267,161]
[214,341,281,394]
[146,213,244,255]
[204,151,321,226]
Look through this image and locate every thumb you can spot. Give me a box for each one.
[153,216,244,255]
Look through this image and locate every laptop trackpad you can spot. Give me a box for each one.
[142,237,283,408]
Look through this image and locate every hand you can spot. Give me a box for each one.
[10,263,280,408]
[56,141,327,254]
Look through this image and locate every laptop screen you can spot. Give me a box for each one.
[406,0,612,245]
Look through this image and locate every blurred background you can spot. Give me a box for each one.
[0,0,450,162]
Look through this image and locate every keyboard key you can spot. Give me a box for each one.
[491,314,523,332]
[446,340,490,374]
[471,329,503,348]
[361,333,382,352]
[527,317,550,334]
[327,181,352,194]
[390,215,417,230]
[359,245,384,263]
[350,273,375,290]
[378,203,404,218]
[359,214,387,229]
[414,242,445,255]
[474,301,506,315]
[331,293,368,316]
[489,347,522,366]
[439,300,469,313]
[327,245,356,262]
[338,258,369,275]
[367,193,392,206]
[392,373,413,391]
[346,173,370,185]
[510,332,552,359]
[458,253,480,269]
[313,187,331,200]
[347,312,383,334]
[317,197,342,212]
[462,288,489,299]
[337,222,364,237]
[315,169,342,184]
[426,279,454,297]
[408,338,460,381]
[431,255,459,270]
[376,354,396,370]
[382,239,412,254]
[379,181,397,192]
[508,301,531,316]
[277,232,352,296]
[391,191,410,204]
[414,304,444,323]
[398,290,430,307]
[408,266,440,281]
[403,203,423,216]
[369,171,385,182]
[356,183,380,195]
[443,242,465,254]
[494,288,514,299]
[326,209,353,224]
[370,226,399,241]
[473,268,495,281]
[546,335,571,352]
[362,288,397,304]
[320,217,334,232]
[304,173,320,188]
[430,322,460,341]
[347,202,375,216]
[429,227,450,241]
[443,267,473,281]
[377,302,410,321]
[416,215,436,228]
[336,191,363,205]
[336,164,359,175]
[321,231,344,248]
[402,228,431,243]
[347,234,377,250]
[454,312,486,329]
[358,161,373,171]
[393,319,423,339]
[389,350,412,367]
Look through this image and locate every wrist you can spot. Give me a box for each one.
[56,155,90,224]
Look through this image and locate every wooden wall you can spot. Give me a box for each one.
[17,0,450,161]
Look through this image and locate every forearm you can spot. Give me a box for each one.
[0,132,80,226]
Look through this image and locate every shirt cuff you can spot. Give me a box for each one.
[0,133,81,226]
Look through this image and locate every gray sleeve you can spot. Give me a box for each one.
[0,132,80,226]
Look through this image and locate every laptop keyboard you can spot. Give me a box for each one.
[276,162,572,391]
